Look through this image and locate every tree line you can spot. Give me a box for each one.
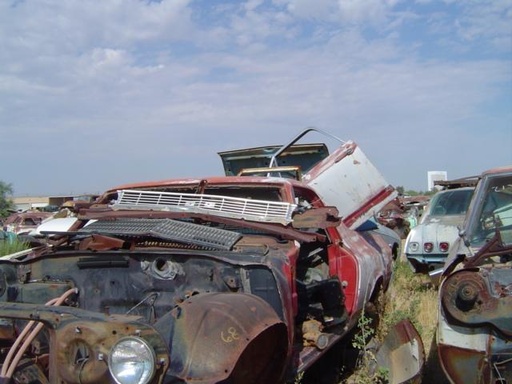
[0,181,16,220]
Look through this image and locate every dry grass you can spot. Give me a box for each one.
[376,247,449,383]
[381,259,438,357]
[344,246,446,384]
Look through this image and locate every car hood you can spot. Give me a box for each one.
[408,222,461,244]
[421,214,465,227]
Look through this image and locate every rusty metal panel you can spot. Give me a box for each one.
[0,302,171,384]
[3,211,53,235]
[441,269,512,336]
[437,342,487,384]
[80,218,242,250]
[375,319,425,384]
[166,292,288,383]
[436,165,512,384]
[438,263,512,383]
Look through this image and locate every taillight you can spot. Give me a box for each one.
[424,242,434,253]
[439,242,449,252]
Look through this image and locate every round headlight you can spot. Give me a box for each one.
[108,337,156,384]
[408,242,419,252]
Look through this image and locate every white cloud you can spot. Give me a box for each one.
[0,0,510,195]
[278,0,338,20]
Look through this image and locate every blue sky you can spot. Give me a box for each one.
[1,0,511,196]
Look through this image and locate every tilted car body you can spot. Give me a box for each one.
[405,187,474,273]
[437,166,512,384]
[0,129,421,384]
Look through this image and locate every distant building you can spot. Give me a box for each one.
[11,196,54,212]
[427,171,448,191]
[12,194,99,212]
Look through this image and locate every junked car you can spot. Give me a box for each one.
[376,198,413,240]
[404,186,474,273]
[3,211,53,235]
[356,219,401,261]
[437,166,512,384]
[0,129,423,384]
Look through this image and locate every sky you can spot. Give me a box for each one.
[1,0,511,197]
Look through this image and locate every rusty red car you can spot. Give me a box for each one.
[0,129,422,384]
[3,211,53,235]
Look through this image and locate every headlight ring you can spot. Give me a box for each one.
[108,336,156,384]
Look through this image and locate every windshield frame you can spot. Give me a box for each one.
[465,171,512,248]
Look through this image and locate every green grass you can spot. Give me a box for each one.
[380,259,438,354]
[382,261,435,336]
[344,257,441,383]
[0,238,30,257]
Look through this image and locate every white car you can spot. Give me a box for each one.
[405,187,474,273]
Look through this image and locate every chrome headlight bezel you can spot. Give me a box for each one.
[108,336,156,384]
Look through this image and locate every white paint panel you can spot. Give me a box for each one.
[304,141,396,229]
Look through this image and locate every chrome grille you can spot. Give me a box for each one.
[111,189,296,225]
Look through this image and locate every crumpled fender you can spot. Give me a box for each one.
[165,292,289,384]
[375,319,425,384]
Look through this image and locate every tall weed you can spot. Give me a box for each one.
[0,238,30,257]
